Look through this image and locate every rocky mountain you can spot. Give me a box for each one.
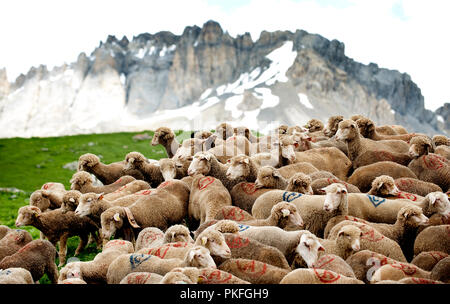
[0,20,446,138]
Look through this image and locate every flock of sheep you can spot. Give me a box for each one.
[0,114,449,285]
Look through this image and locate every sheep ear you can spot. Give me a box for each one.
[97,193,104,200]
[281,209,290,217]
[273,171,282,178]
[188,250,196,262]
[201,236,208,246]
[338,231,345,238]
[428,195,437,206]
[376,182,384,190]
[69,198,75,203]
[402,210,410,218]
[113,213,121,222]
[128,157,135,164]
[426,143,434,154]
[318,245,325,252]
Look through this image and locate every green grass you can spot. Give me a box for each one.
[0,129,191,283]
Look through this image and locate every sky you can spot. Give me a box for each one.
[0,0,448,111]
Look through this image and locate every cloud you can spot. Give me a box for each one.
[0,0,448,110]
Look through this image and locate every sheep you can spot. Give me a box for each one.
[195,267,251,284]
[292,147,352,181]
[350,115,404,135]
[119,272,164,284]
[414,225,450,256]
[345,250,400,283]
[0,229,33,261]
[60,190,82,214]
[407,136,450,191]
[15,206,99,266]
[353,150,412,169]
[100,180,190,245]
[58,239,134,284]
[433,135,450,160]
[188,152,241,191]
[134,227,165,251]
[370,260,446,283]
[192,219,241,240]
[356,117,422,143]
[215,122,234,141]
[188,174,232,225]
[304,118,324,133]
[163,224,194,245]
[229,182,276,214]
[335,119,410,164]
[429,256,450,283]
[327,221,407,262]
[0,225,11,240]
[309,170,338,181]
[280,268,363,284]
[151,127,181,158]
[159,158,188,181]
[309,254,356,279]
[70,171,136,194]
[29,187,67,212]
[311,177,361,195]
[254,167,313,193]
[106,245,216,284]
[124,152,164,187]
[0,268,34,284]
[77,153,143,184]
[318,225,362,260]
[233,126,259,143]
[411,251,448,271]
[102,180,151,202]
[225,154,260,182]
[218,258,290,284]
[347,161,417,193]
[214,206,255,222]
[0,239,59,284]
[174,136,221,162]
[322,115,345,137]
[395,177,443,196]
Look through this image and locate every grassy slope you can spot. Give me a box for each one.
[0,129,191,283]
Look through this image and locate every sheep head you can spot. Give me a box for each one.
[61,190,82,214]
[271,202,304,228]
[356,118,376,138]
[295,232,325,268]
[432,135,449,147]
[322,183,348,212]
[287,173,313,194]
[187,152,213,176]
[304,118,324,133]
[151,127,175,146]
[125,151,147,170]
[408,136,434,158]
[369,175,400,197]
[70,171,93,190]
[215,122,234,140]
[324,115,344,137]
[15,206,41,227]
[397,205,428,227]
[426,192,450,219]
[75,192,104,217]
[78,153,100,171]
[335,120,359,142]
[233,126,251,140]
[164,224,194,244]
[273,135,296,162]
[255,166,282,188]
[58,262,82,282]
[158,158,178,181]
[1,229,32,246]
[226,154,251,180]
[276,124,289,135]
[174,138,205,162]
[337,225,362,252]
[100,206,140,242]
[185,246,217,269]
[195,229,231,258]
[29,190,51,212]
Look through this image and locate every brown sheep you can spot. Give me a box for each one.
[394,177,443,197]
[124,152,164,187]
[70,171,136,194]
[151,127,181,158]
[356,118,422,143]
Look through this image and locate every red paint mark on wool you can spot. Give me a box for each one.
[136,190,152,195]
[428,251,448,262]
[422,154,445,170]
[129,273,151,284]
[391,263,417,275]
[236,260,267,277]
[396,191,417,201]
[198,177,215,190]
[147,247,170,259]
[226,236,250,249]
[356,224,384,242]
[314,255,336,269]
[222,207,245,221]
[313,268,341,283]
[344,216,368,224]
[395,179,414,190]
[200,269,232,284]
[241,183,257,195]
[113,178,122,184]
[374,150,395,162]
[157,181,173,189]
[42,183,53,190]
[411,277,438,284]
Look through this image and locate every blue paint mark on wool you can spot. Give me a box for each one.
[282,191,303,202]
[129,254,152,269]
[366,195,386,207]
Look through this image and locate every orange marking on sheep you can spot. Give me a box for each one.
[396,191,417,201]
[17,242,33,253]
[410,277,438,284]
[374,151,394,162]
[113,185,127,193]
[113,178,122,184]
[147,247,170,259]
[357,224,384,242]
[104,240,126,249]
[422,154,445,170]
[170,242,189,248]
[428,251,448,262]
[395,179,413,190]
[201,269,232,284]
[314,255,335,269]
[344,216,368,224]
[157,181,173,189]
[221,207,245,221]
[241,183,257,195]
[235,260,267,277]
[128,273,151,284]
[226,236,250,249]
[143,231,163,243]
[390,263,417,275]
[198,177,215,190]
[313,268,341,283]
[136,190,152,195]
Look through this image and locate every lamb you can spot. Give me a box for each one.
[15,206,99,266]
[102,180,151,202]
[304,118,325,133]
[395,177,443,196]
[407,136,450,191]
[218,258,290,284]
[106,246,216,284]
[60,190,82,214]
[318,225,362,260]
[151,127,181,158]
[100,180,190,245]
[413,225,450,256]
[188,174,232,225]
[124,152,164,187]
[0,268,34,284]
[356,117,422,143]
[77,153,143,184]
[0,239,59,284]
[347,161,417,193]
[411,251,448,271]
[311,177,361,195]
[119,272,164,284]
[70,171,136,194]
[327,221,407,262]
[292,147,352,181]
[159,158,189,181]
[345,250,400,283]
[335,119,410,164]
[188,152,241,191]
[0,229,33,261]
[432,135,450,160]
[192,219,241,240]
[58,239,135,284]
[280,268,363,284]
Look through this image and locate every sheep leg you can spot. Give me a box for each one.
[74,234,88,256]
[58,233,69,267]
[46,261,59,284]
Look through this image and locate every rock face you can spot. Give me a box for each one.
[0,20,445,138]
[436,103,450,134]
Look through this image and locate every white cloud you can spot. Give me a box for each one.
[0,0,448,111]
